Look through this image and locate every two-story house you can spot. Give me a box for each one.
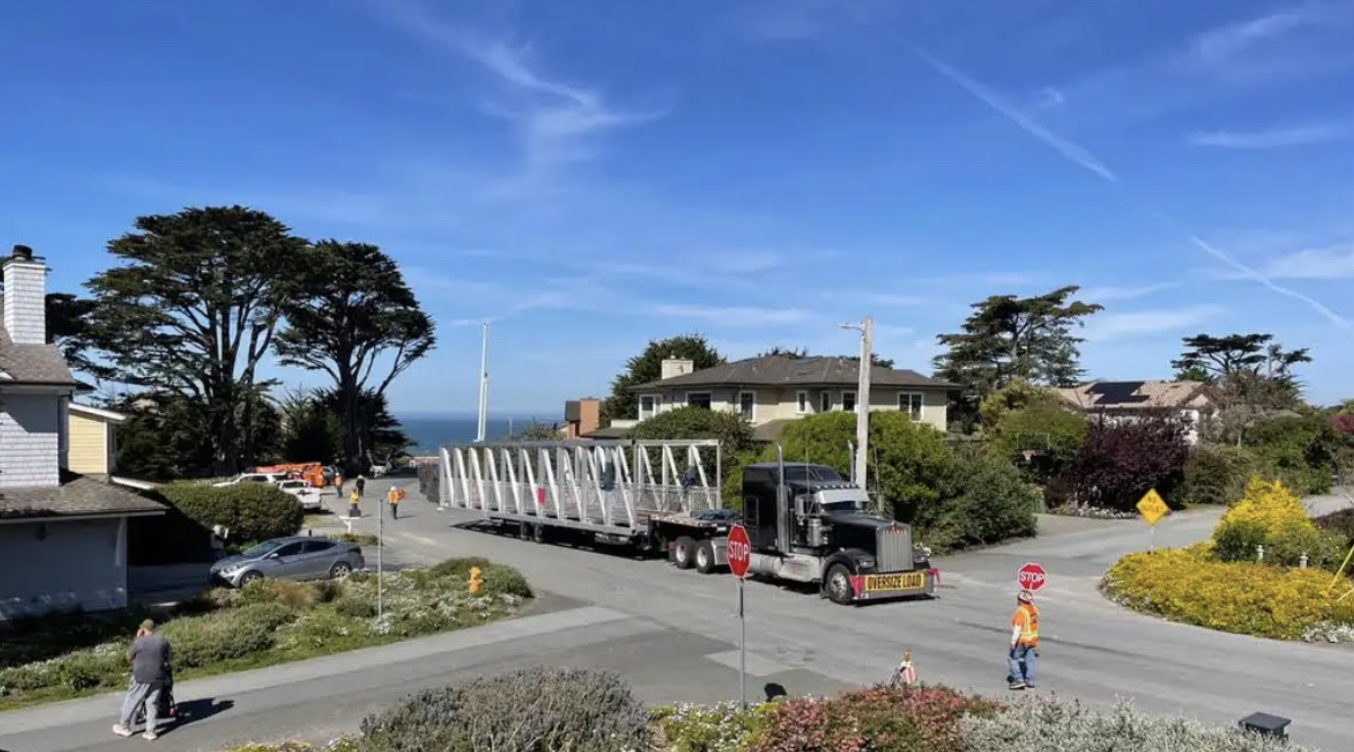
[598,354,958,441]
[0,244,166,621]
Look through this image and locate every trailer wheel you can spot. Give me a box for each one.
[825,564,854,605]
[518,522,531,541]
[695,540,716,573]
[673,536,696,569]
[532,523,547,544]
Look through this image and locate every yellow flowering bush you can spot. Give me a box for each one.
[1101,545,1354,640]
[1211,477,1342,567]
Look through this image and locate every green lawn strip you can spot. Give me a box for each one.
[0,558,531,711]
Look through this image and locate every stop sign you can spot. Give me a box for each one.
[727,524,751,579]
[1017,562,1047,591]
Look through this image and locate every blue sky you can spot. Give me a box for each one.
[3,0,1353,415]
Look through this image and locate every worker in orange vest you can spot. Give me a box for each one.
[386,486,402,519]
[1007,589,1040,690]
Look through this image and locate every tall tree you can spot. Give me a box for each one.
[933,286,1103,418]
[275,241,435,473]
[315,386,412,464]
[1172,332,1313,442]
[277,388,343,464]
[83,206,306,474]
[45,292,112,380]
[605,334,725,422]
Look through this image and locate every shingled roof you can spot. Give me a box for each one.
[631,355,958,391]
[1053,380,1213,411]
[0,294,78,386]
[0,471,167,521]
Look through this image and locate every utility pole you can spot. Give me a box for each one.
[841,316,874,498]
[476,322,490,442]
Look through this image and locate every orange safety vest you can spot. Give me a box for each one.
[387,488,404,504]
[1012,603,1040,647]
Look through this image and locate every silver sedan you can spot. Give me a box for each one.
[209,536,366,587]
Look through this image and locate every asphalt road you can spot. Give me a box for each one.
[4,479,1352,751]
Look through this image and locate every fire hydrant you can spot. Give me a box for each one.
[469,566,483,594]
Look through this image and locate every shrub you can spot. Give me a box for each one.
[629,405,757,486]
[652,702,781,752]
[1070,412,1191,511]
[428,557,533,598]
[962,697,1315,751]
[1212,477,1343,567]
[993,401,1087,480]
[158,482,305,543]
[1180,443,1260,506]
[1244,411,1340,496]
[748,686,999,752]
[927,447,1039,550]
[770,412,953,526]
[160,602,296,667]
[1100,545,1354,640]
[1314,508,1354,545]
[357,666,651,752]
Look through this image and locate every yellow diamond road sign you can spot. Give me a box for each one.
[1137,489,1169,526]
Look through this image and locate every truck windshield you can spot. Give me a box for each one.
[820,499,867,513]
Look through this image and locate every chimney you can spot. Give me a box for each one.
[4,244,48,345]
[661,357,694,381]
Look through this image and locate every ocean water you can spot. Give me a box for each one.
[399,414,561,455]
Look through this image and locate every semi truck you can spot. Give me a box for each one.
[436,438,936,605]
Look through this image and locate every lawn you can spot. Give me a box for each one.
[0,557,532,710]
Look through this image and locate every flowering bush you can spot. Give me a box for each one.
[962,696,1316,751]
[652,701,780,752]
[748,686,999,752]
[1213,478,1343,567]
[1101,545,1354,640]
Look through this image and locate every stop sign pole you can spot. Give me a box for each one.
[727,524,751,709]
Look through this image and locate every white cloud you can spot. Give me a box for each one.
[912,50,1349,329]
[1189,123,1350,149]
[1189,7,1323,66]
[368,0,662,195]
[1082,305,1224,343]
[651,304,814,327]
[1257,244,1354,280]
[913,47,1120,184]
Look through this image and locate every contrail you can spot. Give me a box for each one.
[912,47,1350,329]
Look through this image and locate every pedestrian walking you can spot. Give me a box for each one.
[387,485,401,519]
[113,619,173,740]
[348,488,361,517]
[355,475,366,497]
[1007,589,1040,690]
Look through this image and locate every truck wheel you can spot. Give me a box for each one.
[695,540,716,573]
[518,522,531,540]
[673,536,696,569]
[532,523,546,544]
[824,564,854,605]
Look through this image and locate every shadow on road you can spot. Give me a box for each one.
[165,697,235,733]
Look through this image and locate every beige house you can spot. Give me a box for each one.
[599,354,958,441]
[1052,379,1215,444]
[66,402,127,476]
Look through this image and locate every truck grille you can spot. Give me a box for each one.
[876,524,913,572]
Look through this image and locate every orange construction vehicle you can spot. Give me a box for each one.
[254,462,326,487]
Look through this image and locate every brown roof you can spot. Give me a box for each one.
[0,471,168,520]
[1054,380,1212,411]
[632,355,957,391]
[583,425,633,439]
[0,295,79,386]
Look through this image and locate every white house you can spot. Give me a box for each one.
[0,244,167,621]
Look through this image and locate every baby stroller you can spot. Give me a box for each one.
[133,667,177,726]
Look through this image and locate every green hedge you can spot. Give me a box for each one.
[157,482,305,543]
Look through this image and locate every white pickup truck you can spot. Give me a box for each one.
[276,479,324,510]
[212,472,286,487]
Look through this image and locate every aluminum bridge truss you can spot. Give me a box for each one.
[438,438,722,533]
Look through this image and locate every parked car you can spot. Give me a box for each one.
[277,478,323,510]
[212,472,286,488]
[209,536,365,587]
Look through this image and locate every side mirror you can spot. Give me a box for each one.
[267,552,281,560]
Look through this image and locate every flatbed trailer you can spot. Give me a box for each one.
[437,438,936,604]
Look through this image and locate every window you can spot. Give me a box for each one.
[820,390,832,412]
[899,392,924,422]
[796,390,809,414]
[686,392,712,409]
[738,391,756,421]
[842,390,857,413]
[302,540,335,554]
[639,395,657,419]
